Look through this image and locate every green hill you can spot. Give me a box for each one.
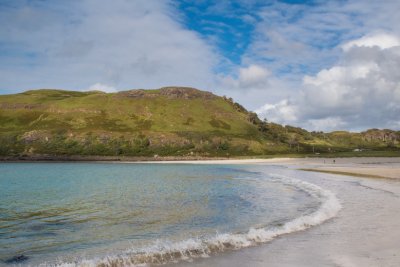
[0,87,399,159]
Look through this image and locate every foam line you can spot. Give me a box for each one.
[50,175,341,267]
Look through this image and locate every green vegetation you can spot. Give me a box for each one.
[0,87,399,159]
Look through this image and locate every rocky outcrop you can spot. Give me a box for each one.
[20,130,48,144]
[118,87,216,100]
[0,103,43,110]
[120,89,149,98]
[362,129,400,143]
[158,87,216,99]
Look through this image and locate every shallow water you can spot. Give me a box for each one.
[0,163,331,266]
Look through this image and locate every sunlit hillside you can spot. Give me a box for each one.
[0,87,399,159]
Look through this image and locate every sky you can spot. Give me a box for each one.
[1,0,400,131]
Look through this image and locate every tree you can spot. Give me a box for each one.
[248,112,262,125]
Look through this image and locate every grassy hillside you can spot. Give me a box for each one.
[0,87,399,159]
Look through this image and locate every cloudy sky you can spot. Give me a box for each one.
[1,0,400,131]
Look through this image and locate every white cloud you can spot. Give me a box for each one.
[245,0,400,131]
[87,83,116,93]
[0,0,218,93]
[257,32,400,131]
[2,0,400,131]
[256,99,298,124]
[342,33,400,51]
[238,64,270,87]
[216,64,296,110]
[307,117,346,132]
[248,1,400,79]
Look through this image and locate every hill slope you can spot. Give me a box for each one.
[0,87,399,159]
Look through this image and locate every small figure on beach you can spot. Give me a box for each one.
[333,159,336,164]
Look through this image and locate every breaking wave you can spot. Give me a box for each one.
[50,175,341,267]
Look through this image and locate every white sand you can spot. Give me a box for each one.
[135,157,400,165]
[303,166,400,179]
[139,157,400,179]
[165,157,400,267]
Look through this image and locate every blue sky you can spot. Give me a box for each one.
[1,0,400,131]
[176,1,261,66]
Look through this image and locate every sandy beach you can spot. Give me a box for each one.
[162,157,400,267]
[2,157,399,266]
[143,157,400,180]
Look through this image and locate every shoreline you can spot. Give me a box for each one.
[1,154,399,162]
[0,150,399,163]
[2,157,399,266]
[168,159,400,267]
[2,156,399,180]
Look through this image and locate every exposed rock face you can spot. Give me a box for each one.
[158,87,216,99]
[362,129,400,143]
[0,103,43,109]
[21,130,47,144]
[118,87,216,100]
[122,89,147,98]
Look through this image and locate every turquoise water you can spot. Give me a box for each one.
[0,163,322,266]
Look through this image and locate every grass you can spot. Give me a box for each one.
[0,89,262,138]
[0,87,399,158]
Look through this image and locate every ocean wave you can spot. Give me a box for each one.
[48,175,342,267]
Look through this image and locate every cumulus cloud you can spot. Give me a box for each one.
[342,33,400,51]
[243,0,400,131]
[255,99,297,124]
[307,117,347,131]
[238,65,270,87]
[216,64,294,110]
[0,0,217,93]
[257,32,400,131]
[246,0,400,79]
[87,83,117,93]
[2,0,400,131]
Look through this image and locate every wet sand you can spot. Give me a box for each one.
[165,157,400,267]
[143,157,400,180]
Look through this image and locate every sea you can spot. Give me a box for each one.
[0,163,341,266]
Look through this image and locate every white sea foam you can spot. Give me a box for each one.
[50,175,341,267]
